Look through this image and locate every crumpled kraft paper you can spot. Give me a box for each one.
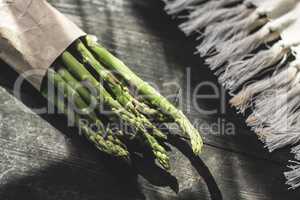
[0,0,86,90]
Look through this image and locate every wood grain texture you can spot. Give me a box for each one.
[0,0,299,199]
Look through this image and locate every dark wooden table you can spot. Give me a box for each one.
[0,0,299,199]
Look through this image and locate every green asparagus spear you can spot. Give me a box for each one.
[55,66,128,148]
[74,40,167,141]
[74,40,169,122]
[60,52,170,169]
[47,68,128,151]
[47,67,98,122]
[41,70,129,158]
[56,63,163,140]
[84,35,203,154]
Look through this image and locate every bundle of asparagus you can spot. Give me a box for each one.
[41,36,204,169]
[163,0,300,189]
[0,0,203,170]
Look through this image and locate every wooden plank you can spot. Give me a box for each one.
[0,86,299,200]
[0,0,298,199]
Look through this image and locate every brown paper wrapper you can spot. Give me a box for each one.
[0,0,86,90]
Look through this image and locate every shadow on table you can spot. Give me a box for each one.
[168,135,222,200]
